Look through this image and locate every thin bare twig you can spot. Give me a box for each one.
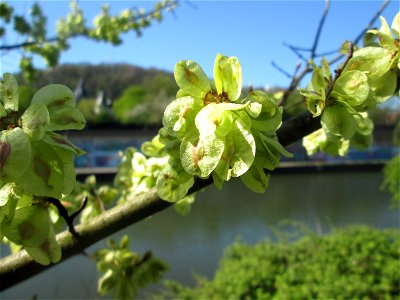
[311,0,331,59]
[353,0,390,45]
[283,42,309,62]
[277,0,390,107]
[0,0,179,51]
[271,61,292,78]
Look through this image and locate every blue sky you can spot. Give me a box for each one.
[1,1,398,88]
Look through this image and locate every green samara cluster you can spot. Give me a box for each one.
[0,74,86,264]
[156,54,291,202]
[301,13,399,156]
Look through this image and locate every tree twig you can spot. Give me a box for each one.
[271,61,292,79]
[325,42,354,104]
[0,0,179,51]
[353,0,390,45]
[46,196,88,239]
[277,0,389,107]
[311,0,330,59]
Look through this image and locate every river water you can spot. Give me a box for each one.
[1,170,399,299]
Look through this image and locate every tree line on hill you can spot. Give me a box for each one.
[15,63,398,128]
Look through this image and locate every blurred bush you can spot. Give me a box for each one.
[160,225,400,299]
[77,98,115,125]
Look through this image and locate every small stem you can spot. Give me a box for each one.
[311,0,331,59]
[47,196,88,240]
[325,42,354,105]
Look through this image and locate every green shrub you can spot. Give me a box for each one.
[112,86,147,124]
[161,226,400,300]
[77,98,115,124]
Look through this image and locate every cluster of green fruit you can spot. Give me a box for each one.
[301,13,399,156]
[154,54,291,202]
[0,73,85,264]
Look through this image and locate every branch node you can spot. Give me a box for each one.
[47,196,88,240]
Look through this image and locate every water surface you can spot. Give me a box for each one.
[2,170,398,299]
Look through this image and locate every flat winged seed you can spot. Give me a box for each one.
[48,106,86,131]
[195,104,237,137]
[222,124,256,178]
[180,131,200,175]
[345,47,392,76]
[163,96,202,134]
[174,60,211,99]
[0,128,32,182]
[25,226,61,265]
[156,160,194,202]
[1,73,19,112]
[240,164,270,193]
[197,134,225,178]
[0,182,21,207]
[20,103,50,140]
[321,104,356,141]
[0,103,6,117]
[392,12,400,37]
[31,84,76,108]
[367,69,397,104]
[213,54,242,101]
[332,70,369,106]
[1,204,50,247]
[19,140,65,198]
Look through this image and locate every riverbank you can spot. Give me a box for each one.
[76,159,388,181]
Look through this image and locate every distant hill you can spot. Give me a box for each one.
[16,63,176,100]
